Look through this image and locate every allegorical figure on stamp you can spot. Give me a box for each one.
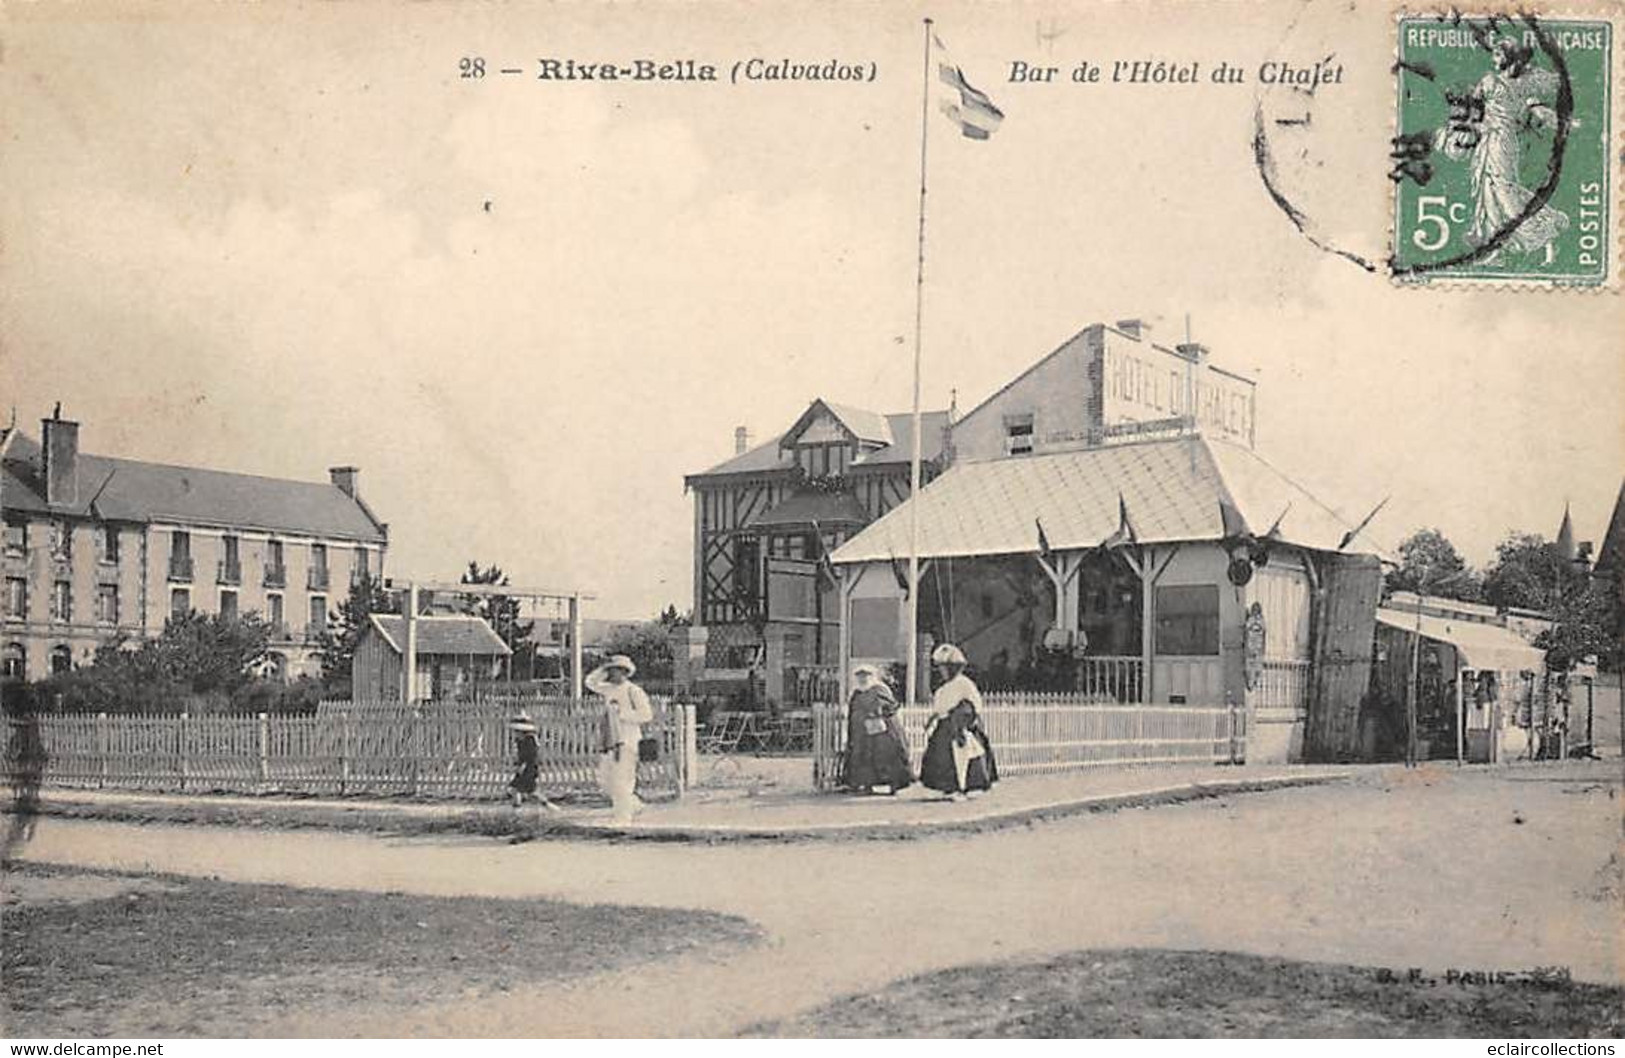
[1438,37,1571,259]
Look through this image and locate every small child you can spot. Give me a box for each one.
[508,712,539,808]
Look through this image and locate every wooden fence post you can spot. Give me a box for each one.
[257,712,270,785]
[96,712,109,789]
[179,713,189,791]
[1227,696,1242,764]
[685,702,698,793]
[339,711,351,795]
[410,710,422,797]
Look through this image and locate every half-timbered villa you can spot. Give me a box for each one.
[678,401,951,705]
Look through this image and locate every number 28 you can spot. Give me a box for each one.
[460,57,486,79]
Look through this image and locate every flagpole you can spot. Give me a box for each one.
[906,16,933,707]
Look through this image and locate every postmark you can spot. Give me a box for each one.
[1391,13,1614,286]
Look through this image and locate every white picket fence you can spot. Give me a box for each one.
[813,692,1245,791]
[2,699,699,801]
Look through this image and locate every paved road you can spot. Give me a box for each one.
[14,762,1621,1037]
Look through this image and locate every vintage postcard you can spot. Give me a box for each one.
[1,0,1621,1045]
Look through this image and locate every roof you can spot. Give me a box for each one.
[1595,480,1625,573]
[854,412,950,468]
[746,490,870,528]
[1374,608,1545,672]
[831,434,1383,565]
[366,614,512,656]
[818,401,895,446]
[2,432,387,542]
[687,403,948,481]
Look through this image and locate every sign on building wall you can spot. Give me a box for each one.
[1101,339,1256,446]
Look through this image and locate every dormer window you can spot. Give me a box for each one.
[1004,413,1035,456]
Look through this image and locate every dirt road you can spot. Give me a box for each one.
[13,762,1620,1037]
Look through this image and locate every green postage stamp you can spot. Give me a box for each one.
[1392,13,1615,286]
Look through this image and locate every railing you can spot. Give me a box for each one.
[167,557,194,583]
[1250,658,1311,713]
[307,567,329,591]
[264,564,287,588]
[811,691,1245,791]
[3,698,699,800]
[786,664,839,706]
[1075,655,1145,702]
[217,559,242,586]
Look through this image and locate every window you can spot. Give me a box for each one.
[2,519,25,556]
[50,580,71,622]
[265,540,286,586]
[49,645,72,675]
[50,520,72,561]
[1154,585,1220,656]
[266,593,284,632]
[169,530,192,581]
[219,589,238,621]
[732,537,761,605]
[309,543,328,589]
[353,547,370,583]
[96,584,119,625]
[1004,413,1035,456]
[4,578,25,619]
[170,587,191,621]
[101,525,120,565]
[1,642,23,681]
[220,535,241,584]
[308,595,327,635]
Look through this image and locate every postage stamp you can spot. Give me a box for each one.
[1391,13,1615,286]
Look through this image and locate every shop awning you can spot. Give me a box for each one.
[1374,608,1546,672]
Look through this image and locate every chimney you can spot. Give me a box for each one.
[41,406,79,508]
[329,466,360,499]
[1114,318,1148,340]
[734,426,752,455]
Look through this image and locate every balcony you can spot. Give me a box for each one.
[264,564,287,588]
[167,557,194,583]
[307,566,330,591]
[217,559,242,586]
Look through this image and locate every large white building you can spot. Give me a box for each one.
[0,408,388,682]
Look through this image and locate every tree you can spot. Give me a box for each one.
[1535,577,1620,671]
[1385,528,1482,601]
[33,612,273,713]
[317,572,397,693]
[1483,531,1619,671]
[1482,532,1574,612]
[601,621,674,684]
[657,604,691,630]
[458,562,535,652]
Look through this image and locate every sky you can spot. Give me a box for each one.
[2,1,1620,620]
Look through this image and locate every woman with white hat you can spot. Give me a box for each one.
[585,654,653,824]
[507,712,539,809]
[840,664,912,794]
[920,643,998,800]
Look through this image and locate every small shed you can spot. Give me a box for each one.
[351,614,512,702]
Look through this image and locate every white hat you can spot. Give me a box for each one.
[508,711,536,732]
[605,654,637,676]
[931,643,967,666]
[852,663,881,679]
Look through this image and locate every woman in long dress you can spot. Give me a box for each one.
[919,643,997,800]
[841,664,912,794]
